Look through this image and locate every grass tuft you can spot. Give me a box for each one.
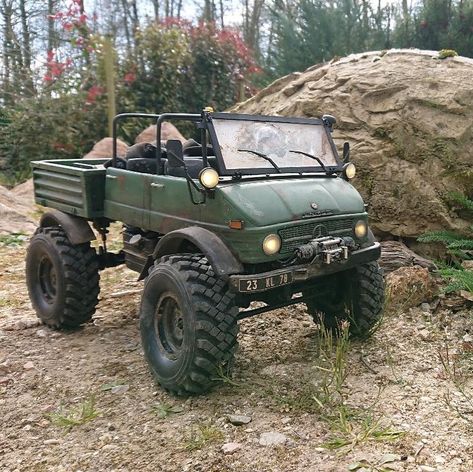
[151,402,184,419]
[183,423,223,451]
[48,396,99,429]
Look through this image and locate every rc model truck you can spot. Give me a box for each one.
[25,110,384,395]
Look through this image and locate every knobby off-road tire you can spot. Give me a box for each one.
[304,261,385,338]
[140,254,239,396]
[25,226,100,329]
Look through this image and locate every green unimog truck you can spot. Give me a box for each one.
[25,110,384,395]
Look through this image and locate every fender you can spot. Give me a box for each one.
[39,210,96,245]
[138,227,243,281]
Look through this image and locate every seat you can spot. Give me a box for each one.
[165,158,203,178]
[126,158,158,174]
[125,142,168,174]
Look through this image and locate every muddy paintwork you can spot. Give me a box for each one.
[31,157,368,264]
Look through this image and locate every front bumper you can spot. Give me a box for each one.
[228,242,381,293]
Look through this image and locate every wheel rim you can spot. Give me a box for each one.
[154,292,184,359]
[37,255,57,304]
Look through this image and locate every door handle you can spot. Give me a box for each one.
[106,175,117,180]
[151,183,165,189]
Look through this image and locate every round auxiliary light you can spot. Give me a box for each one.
[262,234,281,255]
[354,220,368,239]
[199,167,219,189]
[343,163,356,180]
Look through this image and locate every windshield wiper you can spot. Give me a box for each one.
[289,150,333,175]
[237,149,281,173]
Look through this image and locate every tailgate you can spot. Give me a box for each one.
[31,159,107,219]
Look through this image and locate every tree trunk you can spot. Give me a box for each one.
[379,241,436,274]
[47,0,56,53]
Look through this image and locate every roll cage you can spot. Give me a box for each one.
[111,111,343,177]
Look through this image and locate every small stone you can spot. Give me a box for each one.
[36,329,47,338]
[13,321,27,331]
[102,444,119,451]
[0,376,10,385]
[281,417,292,425]
[434,456,445,464]
[463,333,473,343]
[221,442,242,454]
[110,384,129,394]
[419,466,438,472]
[421,303,431,313]
[461,260,473,270]
[43,439,61,445]
[259,432,288,447]
[23,361,35,370]
[419,329,431,341]
[228,414,252,426]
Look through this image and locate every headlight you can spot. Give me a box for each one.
[354,220,368,239]
[343,163,356,180]
[262,234,281,255]
[199,167,219,189]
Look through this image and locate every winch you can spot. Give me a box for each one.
[295,236,356,264]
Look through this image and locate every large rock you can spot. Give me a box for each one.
[232,49,473,239]
[83,137,129,159]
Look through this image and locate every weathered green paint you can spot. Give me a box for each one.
[32,159,367,265]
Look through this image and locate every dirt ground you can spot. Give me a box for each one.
[1,239,473,472]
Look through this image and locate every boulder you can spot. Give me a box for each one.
[232,49,473,239]
[385,266,438,310]
[135,122,186,144]
[83,137,129,159]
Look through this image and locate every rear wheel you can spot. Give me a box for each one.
[25,226,100,328]
[140,254,239,395]
[304,261,384,337]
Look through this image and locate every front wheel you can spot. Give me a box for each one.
[140,254,239,395]
[304,261,385,338]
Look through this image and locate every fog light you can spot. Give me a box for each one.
[199,167,219,189]
[354,220,368,238]
[343,163,356,180]
[262,234,281,255]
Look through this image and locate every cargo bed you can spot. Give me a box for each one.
[31,159,107,219]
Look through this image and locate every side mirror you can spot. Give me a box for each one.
[343,142,350,163]
[322,114,336,131]
[166,140,184,167]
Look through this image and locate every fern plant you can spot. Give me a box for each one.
[418,192,473,294]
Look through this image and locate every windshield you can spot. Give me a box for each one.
[212,117,338,173]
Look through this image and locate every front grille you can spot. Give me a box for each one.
[278,218,355,254]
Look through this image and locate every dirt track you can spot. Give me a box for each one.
[1,241,473,472]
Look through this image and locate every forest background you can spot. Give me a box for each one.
[1,0,472,183]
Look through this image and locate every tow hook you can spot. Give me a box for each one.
[295,236,356,264]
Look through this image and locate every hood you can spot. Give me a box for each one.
[219,177,365,226]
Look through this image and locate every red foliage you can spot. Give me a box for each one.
[123,71,137,85]
[85,85,104,104]
[44,1,99,86]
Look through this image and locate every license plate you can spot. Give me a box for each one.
[238,271,293,292]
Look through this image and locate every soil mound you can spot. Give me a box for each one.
[83,137,129,159]
[136,122,186,144]
[0,184,36,235]
[233,49,473,239]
